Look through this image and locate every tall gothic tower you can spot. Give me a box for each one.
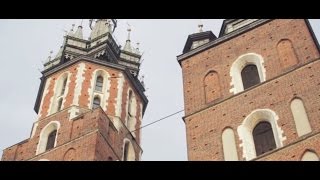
[2,19,148,161]
[178,19,320,160]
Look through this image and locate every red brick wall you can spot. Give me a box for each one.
[181,19,320,161]
[2,107,142,161]
[181,19,320,116]
[185,59,320,160]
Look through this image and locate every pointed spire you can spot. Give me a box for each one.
[68,24,75,36]
[123,24,133,52]
[89,19,112,40]
[55,46,63,59]
[127,23,131,41]
[135,42,141,54]
[74,25,83,39]
[44,50,53,64]
[198,19,204,32]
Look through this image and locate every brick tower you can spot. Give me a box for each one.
[178,19,320,161]
[2,19,148,161]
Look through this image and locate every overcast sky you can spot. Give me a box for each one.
[0,19,319,161]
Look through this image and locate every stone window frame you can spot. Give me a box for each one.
[237,109,286,160]
[36,121,60,155]
[230,53,266,94]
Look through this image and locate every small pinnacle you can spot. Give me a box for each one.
[198,19,203,32]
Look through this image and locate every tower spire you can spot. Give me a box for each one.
[123,23,133,53]
[68,24,75,36]
[198,19,204,32]
[74,22,83,39]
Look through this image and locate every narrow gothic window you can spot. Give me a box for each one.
[60,78,67,96]
[46,130,57,151]
[253,121,276,156]
[128,91,133,116]
[241,64,260,90]
[93,96,101,109]
[57,98,63,112]
[123,142,129,161]
[95,76,103,92]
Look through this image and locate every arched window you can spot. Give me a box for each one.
[241,64,260,90]
[222,128,239,161]
[57,98,63,112]
[37,121,60,155]
[230,53,266,94]
[95,76,103,92]
[204,71,221,103]
[237,109,285,160]
[123,142,129,161]
[50,73,69,115]
[92,96,101,109]
[128,91,133,116]
[46,130,57,151]
[60,78,67,96]
[123,140,135,161]
[253,121,276,156]
[277,39,298,69]
[301,150,319,161]
[291,98,312,137]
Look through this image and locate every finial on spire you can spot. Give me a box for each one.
[127,23,131,41]
[198,19,203,32]
[45,50,53,64]
[71,24,75,31]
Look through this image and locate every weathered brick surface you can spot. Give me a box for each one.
[2,107,141,161]
[2,58,145,161]
[181,19,320,116]
[181,19,320,161]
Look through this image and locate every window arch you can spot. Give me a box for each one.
[230,53,266,94]
[95,76,103,92]
[92,96,101,109]
[50,72,69,114]
[123,139,135,161]
[237,109,286,160]
[241,64,260,90]
[277,39,298,69]
[37,121,60,155]
[253,121,276,156]
[46,130,57,151]
[290,98,312,137]
[128,90,133,116]
[222,128,239,161]
[301,150,319,161]
[204,71,221,103]
[63,148,76,161]
[126,90,137,135]
[60,77,68,96]
[89,69,110,111]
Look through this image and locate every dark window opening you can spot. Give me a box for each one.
[61,78,67,96]
[253,121,276,156]
[93,97,101,109]
[95,76,103,92]
[123,142,129,161]
[46,130,57,151]
[57,98,63,112]
[241,64,260,90]
[128,91,133,116]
